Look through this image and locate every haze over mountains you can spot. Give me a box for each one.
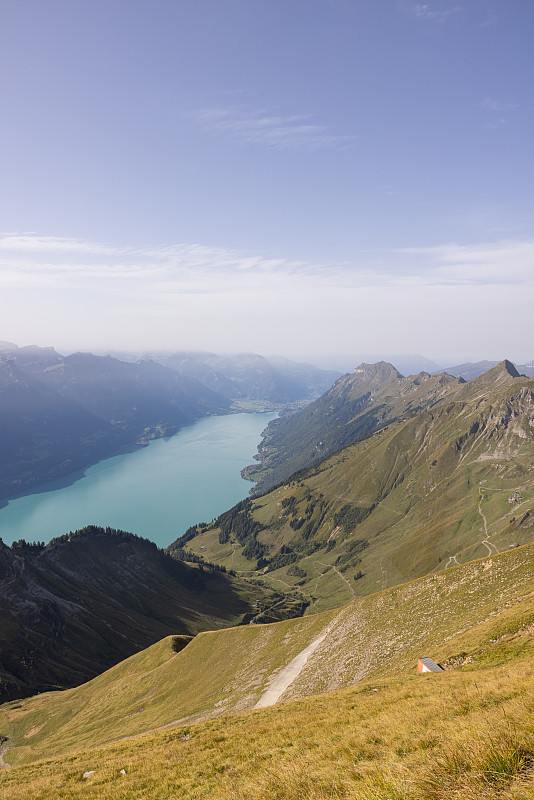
[0,341,338,502]
[444,359,534,381]
[148,350,340,405]
[287,352,534,381]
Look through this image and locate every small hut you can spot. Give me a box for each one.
[417,657,443,673]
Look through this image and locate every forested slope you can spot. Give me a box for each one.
[0,526,272,702]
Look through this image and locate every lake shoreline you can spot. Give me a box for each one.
[0,406,288,510]
[0,409,260,511]
[0,412,277,547]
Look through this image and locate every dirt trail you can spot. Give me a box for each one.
[314,560,355,599]
[0,740,9,769]
[478,487,499,555]
[254,626,331,709]
[249,597,288,623]
[267,576,294,589]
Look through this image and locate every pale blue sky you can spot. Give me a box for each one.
[1,1,533,363]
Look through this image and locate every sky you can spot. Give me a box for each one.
[1,0,533,365]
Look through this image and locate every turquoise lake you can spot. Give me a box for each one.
[0,412,276,549]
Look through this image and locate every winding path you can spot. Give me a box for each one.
[444,486,506,569]
[314,560,355,599]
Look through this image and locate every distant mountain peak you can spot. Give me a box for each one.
[353,361,403,380]
[455,360,527,398]
[483,359,521,380]
[501,359,521,377]
[442,359,534,381]
[0,340,19,352]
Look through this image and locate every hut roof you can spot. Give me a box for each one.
[418,657,443,672]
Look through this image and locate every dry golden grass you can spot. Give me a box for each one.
[3,539,534,771]
[2,657,534,800]
[2,542,534,799]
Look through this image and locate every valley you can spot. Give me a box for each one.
[0,525,283,703]
[0,342,335,503]
[4,4,533,797]
[1,354,534,799]
[0,411,277,548]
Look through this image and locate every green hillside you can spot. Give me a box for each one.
[179,361,534,610]
[243,361,464,493]
[1,542,534,798]
[2,540,534,769]
[1,360,534,799]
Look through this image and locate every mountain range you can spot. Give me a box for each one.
[0,345,229,501]
[0,342,338,502]
[243,361,465,493]
[148,350,341,406]
[180,360,534,612]
[1,353,534,798]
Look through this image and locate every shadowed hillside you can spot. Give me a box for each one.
[0,526,274,702]
[0,345,230,501]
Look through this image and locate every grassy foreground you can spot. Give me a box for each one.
[3,541,534,768]
[1,541,534,798]
[1,657,534,800]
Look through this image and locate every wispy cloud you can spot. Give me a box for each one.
[0,234,325,295]
[481,98,518,129]
[479,15,498,28]
[398,240,534,286]
[188,106,356,152]
[1,233,533,294]
[400,2,462,22]
[481,99,518,113]
[0,234,124,257]
[1,233,532,358]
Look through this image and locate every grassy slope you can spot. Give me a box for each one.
[183,364,534,611]
[2,540,534,773]
[1,551,534,799]
[2,661,534,799]
[244,362,463,492]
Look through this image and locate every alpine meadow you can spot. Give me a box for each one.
[1,2,534,799]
